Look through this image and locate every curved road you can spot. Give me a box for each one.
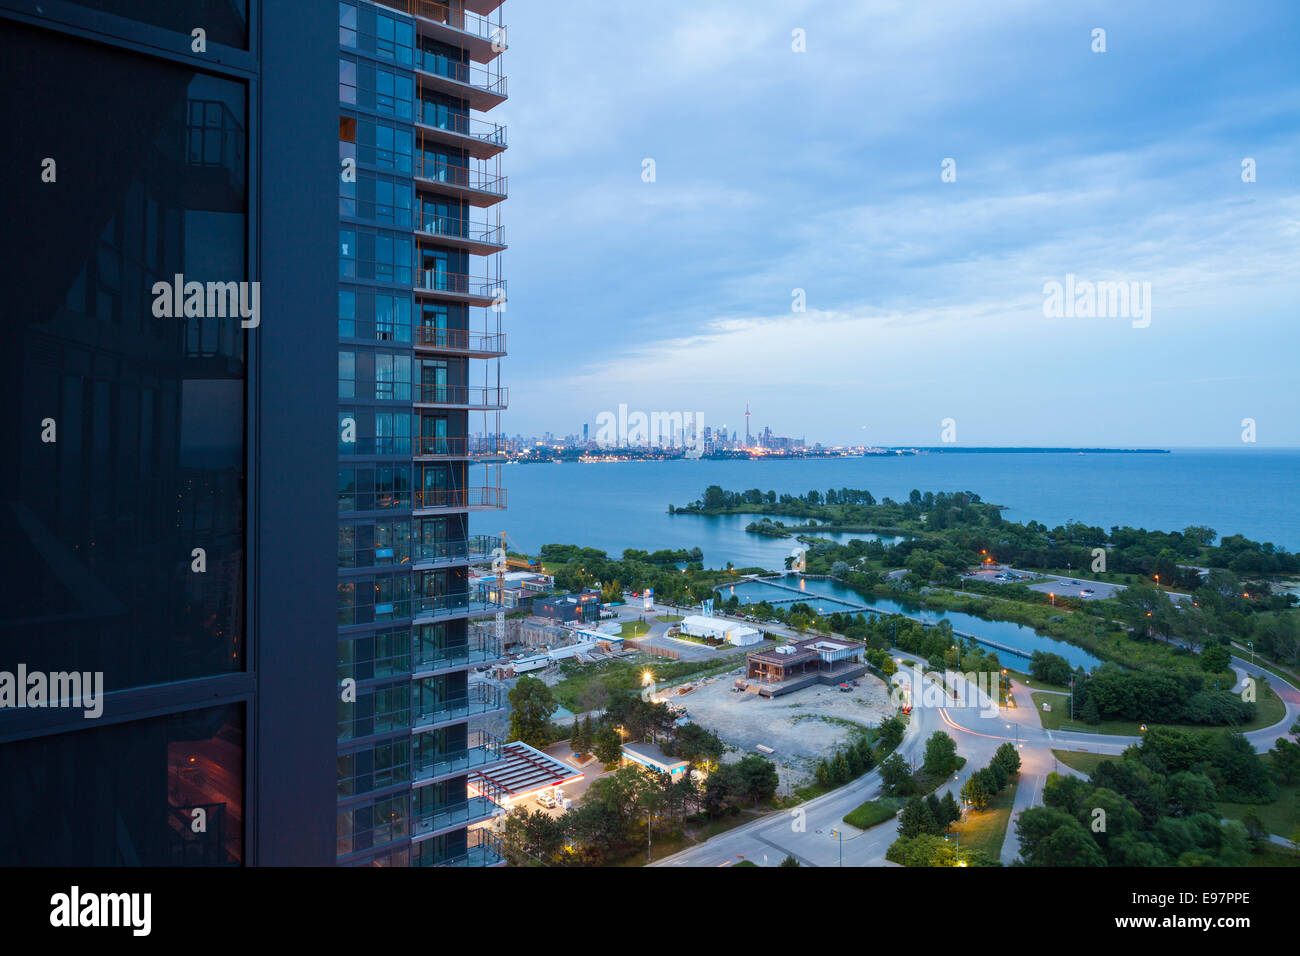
[653,650,1299,867]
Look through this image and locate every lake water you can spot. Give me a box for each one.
[719,574,1102,671]
[494,449,1299,569]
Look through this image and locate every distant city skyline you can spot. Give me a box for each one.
[500,0,1300,446]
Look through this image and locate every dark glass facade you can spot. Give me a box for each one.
[0,0,338,865]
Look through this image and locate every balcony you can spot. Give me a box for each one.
[421,828,506,868]
[412,682,506,729]
[413,486,507,512]
[411,780,506,840]
[414,155,506,207]
[413,436,508,460]
[414,268,504,307]
[413,326,506,357]
[373,0,506,64]
[416,95,506,159]
[414,208,505,255]
[414,385,509,410]
[413,628,504,677]
[412,587,502,623]
[413,533,497,568]
[413,731,505,785]
[415,49,506,111]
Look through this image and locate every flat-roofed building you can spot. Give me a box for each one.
[745,637,868,697]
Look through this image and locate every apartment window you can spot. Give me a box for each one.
[338,627,413,686]
[337,738,411,798]
[337,572,411,625]
[358,118,414,174]
[339,350,356,398]
[337,681,410,743]
[338,465,412,513]
[336,794,409,857]
[0,704,245,865]
[0,25,247,693]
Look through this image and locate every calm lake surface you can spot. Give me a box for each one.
[495,449,1299,569]
[721,574,1102,671]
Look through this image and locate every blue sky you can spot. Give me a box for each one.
[494,1,1300,447]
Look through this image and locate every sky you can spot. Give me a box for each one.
[492,0,1300,447]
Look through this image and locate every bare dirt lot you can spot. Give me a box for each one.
[673,671,896,789]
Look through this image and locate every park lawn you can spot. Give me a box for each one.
[1219,773,1299,839]
[1030,686,1285,737]
[1005,668,1070,694]
[1051,749,1115,776]
[551,653,747,712]
[657,614,684,623]
[618,620,650,638]
[951,778,1018,860]
[843,797,903,831]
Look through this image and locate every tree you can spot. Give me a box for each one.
[668,722,724,769]
[939,792,962,828]
[992,742,1021,777]
[878,714,906,749]
[507,676,556,748]
[593,723,623,765]
[961,774,989,810]
[880,752,915,796]
[898,796,941,838]
[778,855,801,867]
[1199,643,1231,674]
[922,731,959,777]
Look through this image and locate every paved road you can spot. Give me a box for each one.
[652,648,1298,867]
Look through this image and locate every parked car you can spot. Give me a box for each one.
[535,791,557,809]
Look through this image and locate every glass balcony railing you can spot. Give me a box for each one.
[412,796,500,838]
[413,487,507,511]
[415,269,504,302]
[413,210,504,248]
[412,327,506,354]
[413,155,507,199]
[413,682,505,728]
[416,99,506,149]
[418,828,506,868]
[413,586,502,621]
[413,630,504,673]
[412,436,508,459]
[413,534,496,565]
[376,0,505,47]
[414,385,508,408]
[416,50,507,97]
[413,731,503,784]
[414,210,504,248]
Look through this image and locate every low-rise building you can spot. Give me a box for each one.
[680,614,762,646]
[534,589,602,624]
[745,637,868,697]
[620,741,689,778]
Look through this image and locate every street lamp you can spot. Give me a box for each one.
[946,832,964,867]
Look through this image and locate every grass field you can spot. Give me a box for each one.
[551,653,747,711]
[1219,768,1299,839]
[1030,686,1285,736]
[951,778,1018,860]
[618,620,650,638]
[843,797,903,830]
[1051,749,1115,776]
